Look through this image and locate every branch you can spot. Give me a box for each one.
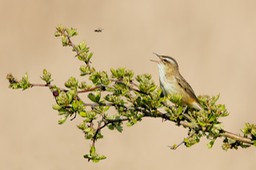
[221,130,253,144]
[6,25,256,163]
[92,117,130,146]
[31,80,255,146]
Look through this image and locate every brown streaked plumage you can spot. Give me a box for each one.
[151,53,203,110]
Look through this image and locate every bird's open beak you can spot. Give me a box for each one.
[153,52,161,58]
[150,52,161,63]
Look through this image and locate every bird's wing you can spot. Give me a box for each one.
[176,74,199,102]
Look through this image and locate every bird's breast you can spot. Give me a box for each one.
[158,66,178,94]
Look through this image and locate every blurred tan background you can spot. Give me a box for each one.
[1,0,256,169]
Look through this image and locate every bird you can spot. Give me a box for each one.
[151,53,203,110]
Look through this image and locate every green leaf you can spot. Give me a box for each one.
[71,100,85,112]
[207,140,215,148]
[83,111,97,122]
[61,36,69,46]
[65,77,78,88]
[110,68,117,77]
[115,124,123,133]
[80,65,92,76]
[58,116,68,124]
[19,73,31,90]
[89,71,110,86]
[67,90,76,103]
[6,73,20,89]
[211,94,220,105]
[55,25,64,37]
[184,134,201,147]
[78,41,87,51]
[79,111,87,117]
[110,68,133,81]
[56,91,70,106]
[84,127,95,139]
[169,94,182,105]
[66,27,78,37]
[78,81,90,89]
[90,145,96,155]
[84,146,106,162]
[87,52,93,62]
[88,92,101,103]
[40,69,53,84]
[127,119,137,127]
[52,104,62,110]
[107,124,115,130]
[103,106,110,112]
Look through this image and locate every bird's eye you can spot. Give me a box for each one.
[163,59,168,62]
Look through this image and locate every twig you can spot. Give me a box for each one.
[77,86,102,93]
[91,117,130,146]
[110,79,148,95]
[142,109,253,146]
[221,130,253,144]
[168,132,194,150]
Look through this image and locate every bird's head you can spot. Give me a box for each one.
[151,53,179,73]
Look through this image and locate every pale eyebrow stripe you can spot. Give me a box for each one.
[162,56,177,65]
